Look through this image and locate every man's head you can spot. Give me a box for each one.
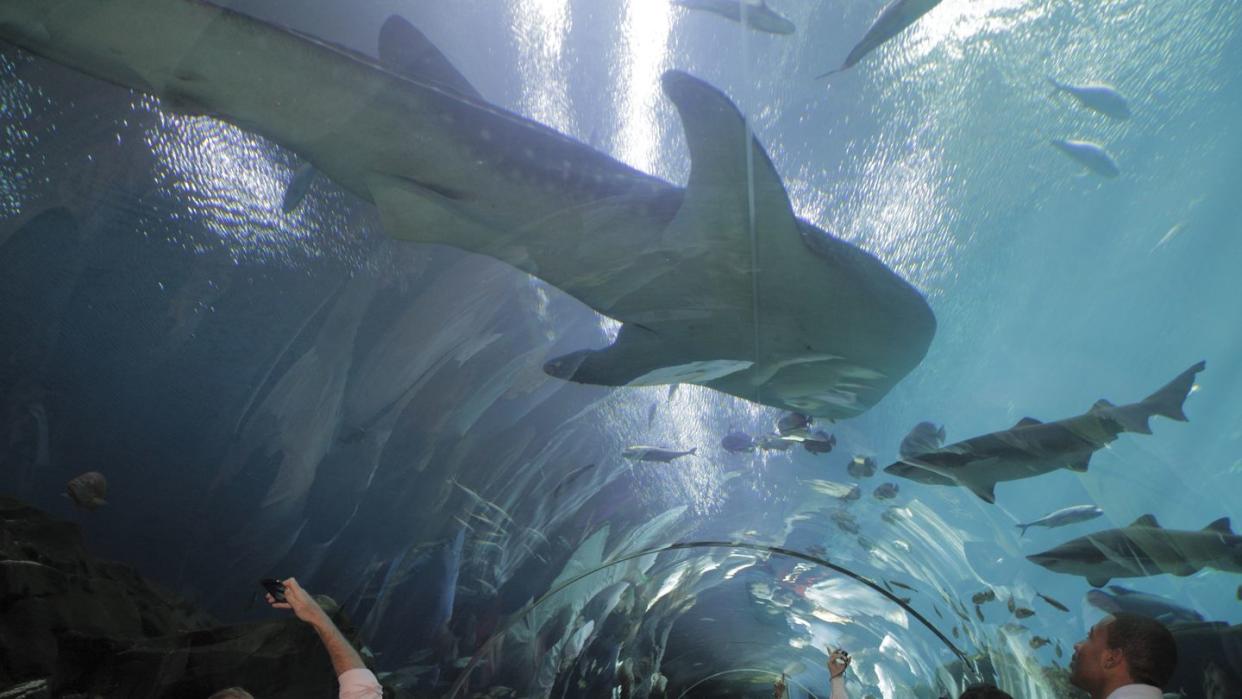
[207,689,254,699]
[958,683,1013,699]
[1070,613,1177,697]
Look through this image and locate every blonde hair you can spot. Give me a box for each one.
[207,688,254,699]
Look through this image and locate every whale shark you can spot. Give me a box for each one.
[0,1,935,419]
[884,361,1204,503]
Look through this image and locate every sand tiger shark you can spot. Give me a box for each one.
[1028,514,1242,588]
[0,1,935,419]
[884,361,1205,503]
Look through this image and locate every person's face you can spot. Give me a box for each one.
[1070,617,1117,692]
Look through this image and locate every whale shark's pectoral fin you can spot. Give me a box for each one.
[378,16,483,100]
[543,323,670,386]
[659,70,806,270]
[543,323,751,387]
[367,172,501,251]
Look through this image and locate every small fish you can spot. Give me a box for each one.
[1030,636,1051,650]
[1007,596,1016,614]
[1150,222,1187,253]
[1047,78,1131,120]
[1016,504,1104,536]
[623,445,697,463]
[842,484,862,501]
[848,455,877,478]
[1055,641,1063,658]
[888,580,916,592]
[802,430,836,455]
[721,428,756,453]
[895,596,911,604]
[974,604,984,622]
[872,482,899,500]
[972,590,996,605]
[1000,622,1029,635]
[952,625,960,639]
[831,509,860,534]
[1051,139,1121,179]
[65,471,108,511]
[757,433,797,452]
[933,605,944,619]
[776,411,812,437]
[899,421,945,459]
[1014,607,1035,619]
[1036,592,1069,613]
[668,383,680,400]
[646,402,658,428]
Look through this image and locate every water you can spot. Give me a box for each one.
[0,0,1240,697]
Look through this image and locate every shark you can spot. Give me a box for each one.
[1027,514,1242,588]
[816,0,944,78]
[673,0,797,35]
[883,361,1205,503]
[0,1,935,419]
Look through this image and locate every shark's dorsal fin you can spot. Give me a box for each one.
[1203,517,1233,534]
[1130,514,1161,528]
[1089,398,1115,415]
[1088,576,1111,588]
[378,16,482,100]
[1013,417,1042,428]
[659,71,804,261]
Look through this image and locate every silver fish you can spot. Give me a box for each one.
[1047,78,1131,120]
[1016,505,1104,537]
[1051,139,1121,179]
[623,446,697,463]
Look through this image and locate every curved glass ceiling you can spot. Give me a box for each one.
[0,1,1239,698]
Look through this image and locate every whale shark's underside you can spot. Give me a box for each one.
[0,1,935,418]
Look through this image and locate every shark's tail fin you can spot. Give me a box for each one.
[815,66,846,80]
[1095,361,1205,434]
[689,447,698,456]
[1046,76,1066,95]
[1015,522,1031,537]
[1140,360,1205,421]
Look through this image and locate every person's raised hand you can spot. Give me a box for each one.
[266,577,327,625]
[827,647,851,679]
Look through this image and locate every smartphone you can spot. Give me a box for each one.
[260,578,287,602]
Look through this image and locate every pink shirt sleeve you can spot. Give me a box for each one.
[338,668,383,699]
